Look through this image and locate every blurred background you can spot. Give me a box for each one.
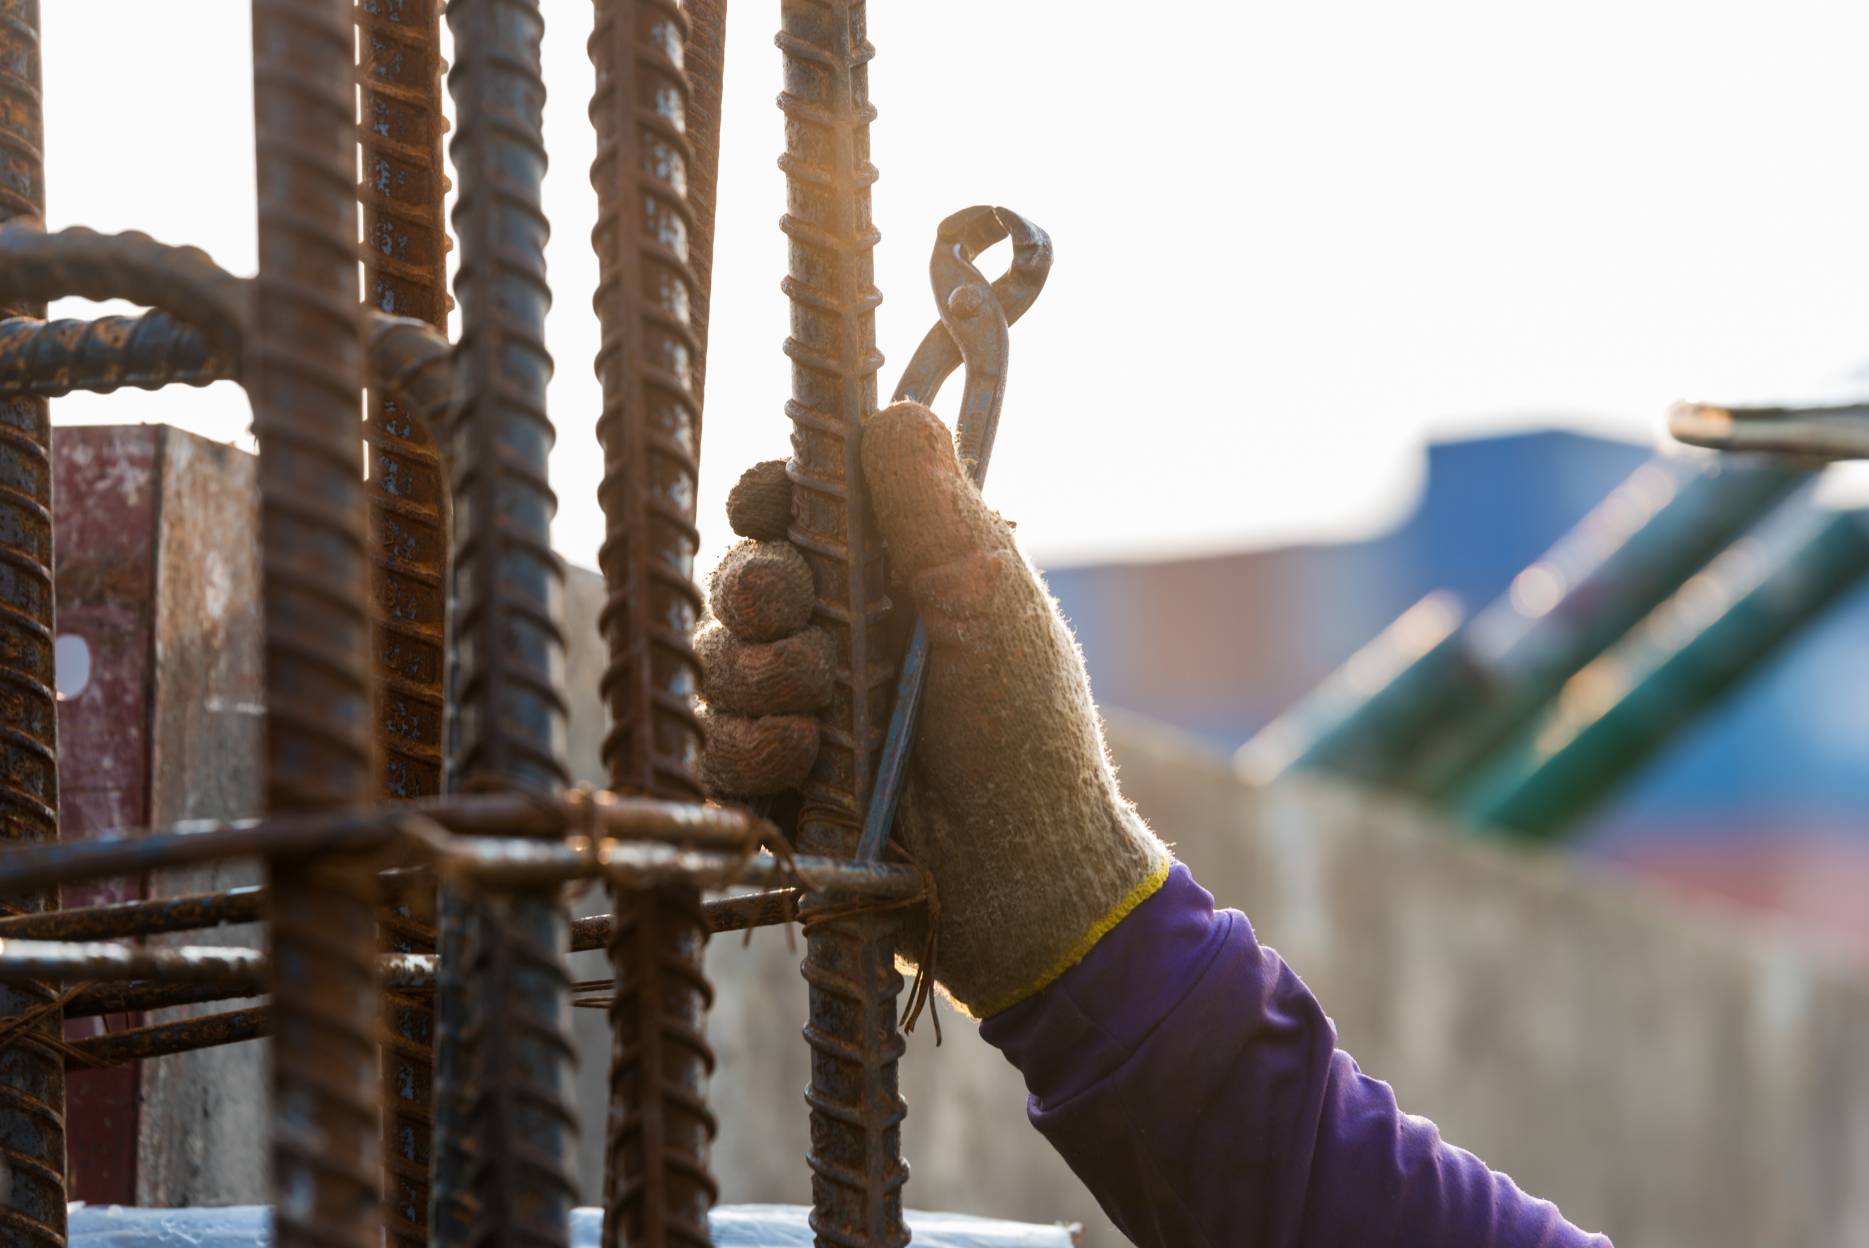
[38,3,1869,1243]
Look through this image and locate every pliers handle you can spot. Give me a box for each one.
[858,206,1053,862]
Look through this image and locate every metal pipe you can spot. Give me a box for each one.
[1671,399,1869,461]
[1234,593,1479,787]
[1457,506,1869,840]
[776,3,911,1243]
[250,1,381,1243]
[589,1,718,1241]
[1239,455,1811,794]
[0,7,64,1243]
[1403,454,1810,797]
[358,1,452,1238]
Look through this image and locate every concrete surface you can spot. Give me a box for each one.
[560,557,1869,1247]
[56,429,1869,1244]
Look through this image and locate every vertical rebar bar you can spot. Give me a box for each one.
[776,4,910,1245]
[358,3,450,1242]
[588,2,718,1243]
[681,0,726,412]
[0,5,64,1245]
[250,1,380,1245]
[442,1,579,1244]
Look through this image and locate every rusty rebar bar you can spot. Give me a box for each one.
[55,892,804,1021]
[0,223,250,353]
[0,311,231,398]
[65,1005,273,1068]
[359,3,452,1240]
[0,792,775,895]
[776,4,911,1245]
[683,0,726,412]
[0,6,64,1245]
[250,0,381,1243]
[0,940,266,983]
[442,2,579,1243]
[589,1,719,1241]
[0,887,267,942]
[65,977,269,1021]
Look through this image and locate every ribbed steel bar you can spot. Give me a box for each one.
[250,0,380,1244]
[776,4,909,1245]
[65,977,268,1021]
[358,3,451,1240]
[0,311,229,398]
[0,223,249,352]
[65,1005,273,1067]
[0,6,63,1244]
[0,886,267,941]
[682,0,726,412]
[589,1,718,1242]
[443,1,579,1243]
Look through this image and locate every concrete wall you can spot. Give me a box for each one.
[572,717,1869,1245]
[58,431,1869,1243]
[557,561,1869,1247]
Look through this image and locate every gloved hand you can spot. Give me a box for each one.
[697,401,1170,1018]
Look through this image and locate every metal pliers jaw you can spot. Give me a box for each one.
[892,205,1053,481]
[856,206,1052,863]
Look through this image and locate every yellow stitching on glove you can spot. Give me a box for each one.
[977,857,1173,1019]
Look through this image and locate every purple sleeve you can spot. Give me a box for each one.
[980,865,1612,1248]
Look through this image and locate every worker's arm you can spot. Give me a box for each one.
[699,401,1612,1247]
[981,863,1611,1247]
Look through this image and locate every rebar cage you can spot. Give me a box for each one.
[0,1,938,1245]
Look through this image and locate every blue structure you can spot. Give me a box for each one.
[1044,430,1869,851]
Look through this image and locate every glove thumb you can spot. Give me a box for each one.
[860,400,1013,582]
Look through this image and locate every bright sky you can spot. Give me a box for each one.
[40,2,1869,571]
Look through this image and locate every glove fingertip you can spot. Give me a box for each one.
[862,400,1008,579]
[699,710,820,798]
[727,459,794,540]
[708,539,816,641]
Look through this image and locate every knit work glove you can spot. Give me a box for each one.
[698,401,1170,1018]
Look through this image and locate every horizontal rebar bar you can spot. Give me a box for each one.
[66,1005,272,1068]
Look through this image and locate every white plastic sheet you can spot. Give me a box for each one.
[68,1203,1078,1247]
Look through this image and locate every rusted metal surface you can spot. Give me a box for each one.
[0,4,65,1243]
[0,312,230,399]
[775,3,913,1243]
[589,0,718,1241]
[358,2,451,1239]
[442,1,578,1242]
[683,0,726,411]
[0,887,267,942]
[0,939,265,983]
[250,0,380,1243]
[65,978,266,1022]
[66,1005,273,1068]
[574,890,801,950]
[51,426,164,1206]
[0,224,249,352]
